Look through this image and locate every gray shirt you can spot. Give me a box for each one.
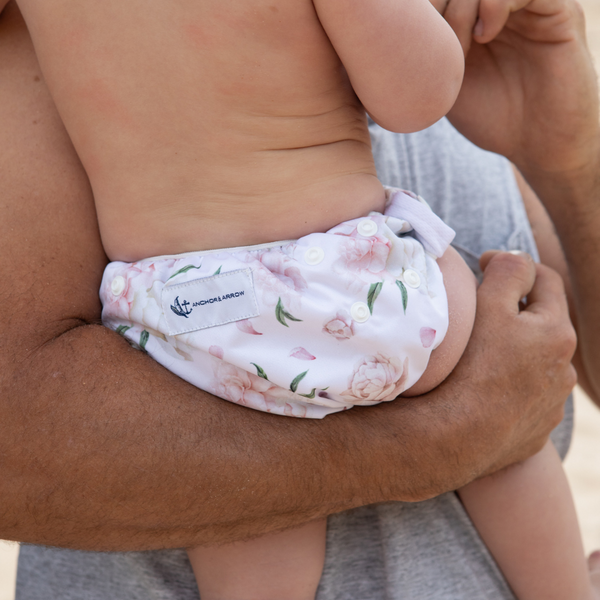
[16,118,573,600]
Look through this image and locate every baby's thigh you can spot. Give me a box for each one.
[403,246,477,396]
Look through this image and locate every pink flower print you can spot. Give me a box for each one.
[209,345,224,359]
[236,319,262,335]
[339,237,390,276]
[101,259,175,328]
[341,354,409,404]
[211,361,311,416]
[385,236,427,279]
[333,234,391,293]
[250,251,308,311]
[283,403,307,418]
[101,264,150,320]
[252,266,300,311]
[212,362,276,412]
[420,327,436,348]
[136,258,178,289]
[260,251,308,294]
[323,311,354,341]
[263,386,314,416]
[128,261,177,330]
[290,347,316,360]
[263,251,307,300]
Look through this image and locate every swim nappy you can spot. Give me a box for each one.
[100,188,455,418]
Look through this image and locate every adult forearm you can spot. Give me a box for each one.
[0,322,476,550]
[2,322,353,549]
[519,145,600,403]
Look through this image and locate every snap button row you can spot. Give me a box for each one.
[304,247,325,265]
[403,269,421,289]
[357,219,378,237]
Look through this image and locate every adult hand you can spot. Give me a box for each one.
[435,250,576,480]
[429,0,600,403]
[430,0,599,179]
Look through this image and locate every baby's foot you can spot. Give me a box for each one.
[589,551,600,599]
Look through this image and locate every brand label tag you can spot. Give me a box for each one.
[162,268,259,335]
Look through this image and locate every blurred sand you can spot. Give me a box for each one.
[0,542,17,600]
[2,2,600,599]
[565,388,600,555]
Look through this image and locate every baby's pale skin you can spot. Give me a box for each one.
[17,0,463,262]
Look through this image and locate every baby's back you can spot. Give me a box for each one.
[18,0,463,261]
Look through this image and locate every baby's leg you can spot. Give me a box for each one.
[458,441,599,599]
[187,518,326,600]
[403,246,477,397]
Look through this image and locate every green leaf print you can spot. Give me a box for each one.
[395,280,408,314]
[251,363,269,380]
[139,330,150,351]
[115,324,132,337]
[367,282,383,315]
[299,388,317,399]
[290,370,308,393]
[167,264,202,281]
[275,297,302,327]
[213,265,222,275]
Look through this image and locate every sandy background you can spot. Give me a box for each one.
[2,2,600,599]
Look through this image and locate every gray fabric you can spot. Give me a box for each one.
[16,118,574,599]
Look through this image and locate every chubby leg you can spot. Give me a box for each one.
[187,518,326,600]
[458,440,599,600]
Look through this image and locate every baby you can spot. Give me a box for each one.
[16,0,597,598]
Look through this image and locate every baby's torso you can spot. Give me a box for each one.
[18,0,384,261]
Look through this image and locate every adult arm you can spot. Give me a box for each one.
[0,1,574,551]
[434,0,600,406]
[514,167,598,402]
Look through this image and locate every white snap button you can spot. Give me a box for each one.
[350,302,370,323]
[111,276,126,296]
[305,247,325,266]
[403,269,421,289]
[357,219,378,237]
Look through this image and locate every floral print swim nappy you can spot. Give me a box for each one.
[100,187,455,418]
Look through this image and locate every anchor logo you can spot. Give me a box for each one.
[170,296,193,318]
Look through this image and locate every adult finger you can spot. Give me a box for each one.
[478,250,536,315]
[479,249,521,270]
[521,263,577,369]
[474,0,530,43]
[443,0,481,55]
[522,262,570,319]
